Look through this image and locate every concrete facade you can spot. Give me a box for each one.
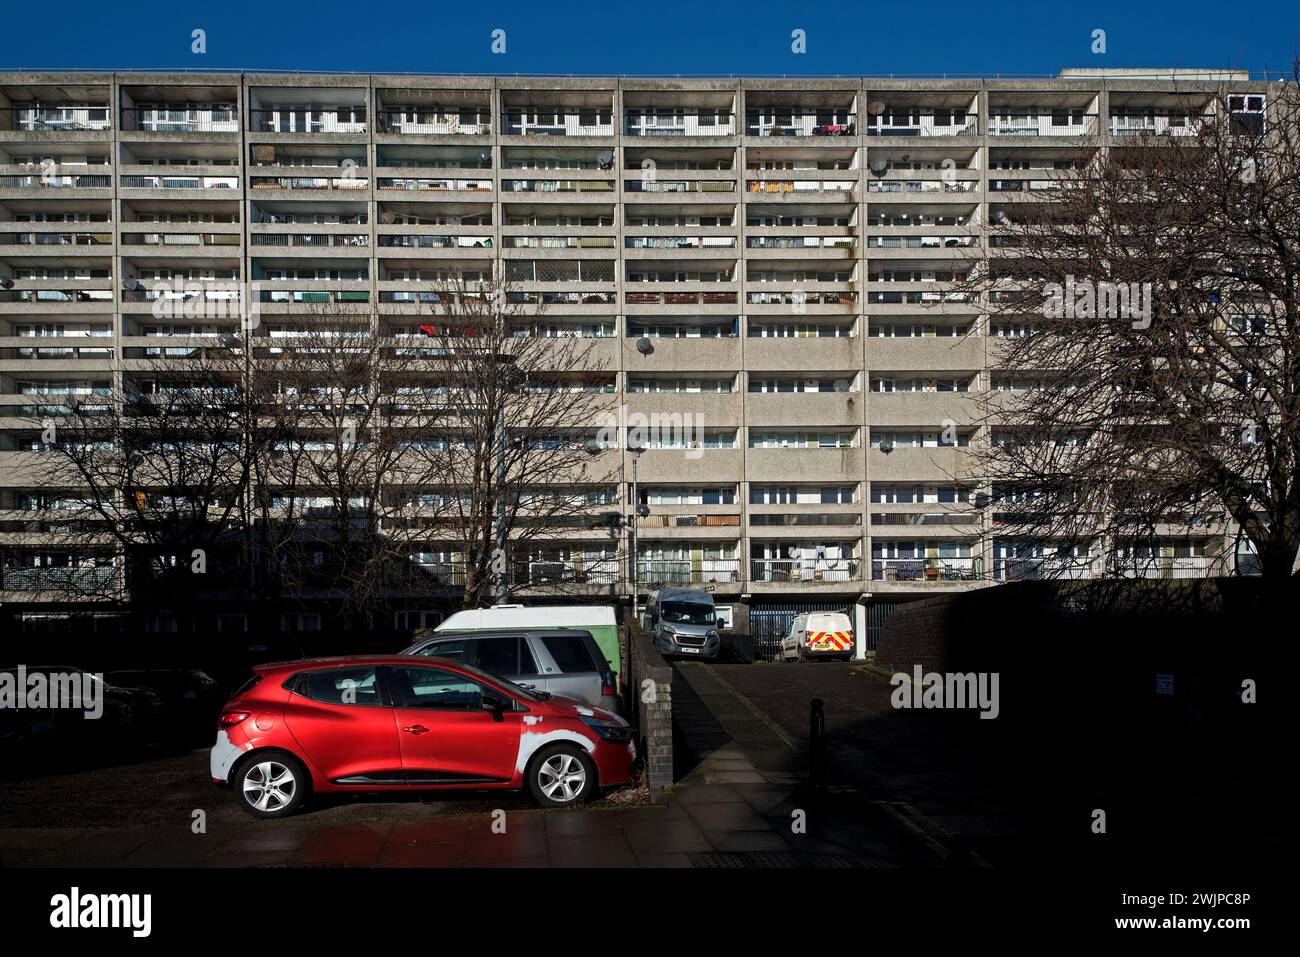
[0,70,1266,640]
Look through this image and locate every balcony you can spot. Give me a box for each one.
[866,110,978,137]
[1,106,111,132]
[745,114,856,138]
[249,107,367,134]
[872,557,978,582]
[624,111,736,137]
[987,113,1099,136]
[636,558,741,586]
[120,107,239,133]
[502,110,613,137]
[375,109,491,136]
[750,557,860,583]
[1108,113,1209,137]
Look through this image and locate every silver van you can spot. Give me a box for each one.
[400,629,620,713]
[644,588,722,659]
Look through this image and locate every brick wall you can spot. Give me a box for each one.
[873,595,962,674]
[625,623,674,794]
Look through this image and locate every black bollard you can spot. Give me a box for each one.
[809,697,827,791]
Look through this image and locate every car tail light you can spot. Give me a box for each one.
[219,710,251,729]
[600,671,617,697]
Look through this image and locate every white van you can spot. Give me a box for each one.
[780,611,856,661]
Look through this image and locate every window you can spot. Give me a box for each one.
[421,638,467,662]
[292,667,382,706]
[541,635,600,673]
[474,636,538,675]
[392,666,486,710]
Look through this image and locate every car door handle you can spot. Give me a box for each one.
[401,725,430,735]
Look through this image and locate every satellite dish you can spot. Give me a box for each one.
[596,150,614,170]
[635,336,654,356]
[867,100,886,116]
[879,440,894,455]
[833,379,850,392]
[380,211,397,224]
[974,491,990,509]
[123,276,142,291]
[868,158,888,176]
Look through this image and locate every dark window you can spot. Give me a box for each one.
[475,636,526,674]
[234,674,263,698]
[392,666,484,710]
[422,638,466,661]
[293,667,381,706]
[541,635,599,673]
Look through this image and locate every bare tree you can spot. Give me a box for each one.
[20,348,266,622]
[248,305,453,621]
[411,277,620,608]
[962,68,1300,598]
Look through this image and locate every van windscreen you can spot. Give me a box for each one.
[662,602,715,625]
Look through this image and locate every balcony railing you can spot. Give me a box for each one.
[625,291,738,306]
[751,559,859,582]
[987,114,1099,136]
[123,231,241,247]
[121,175,238,189]
[502,113,613,136]
[249,109,367,133]
[375,110,491,135]
[379,177,491,192]
[1,107,111,132]
[1112,558,1211,579]
[120,108,239,132]
[745,115,856,137]
[624,179,733,193]
[624,113,736,136]
[992,558,1094,581]
[867,113,978,137]
[637,559,741,585]
[0,174,111,189]
[0,566,120,591]
[0,231,112,246]
[1107,114,1209,137]
[250,175,367,191]
[251,233,368,248]
[872,558,978,582]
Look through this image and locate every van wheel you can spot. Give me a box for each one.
[527,744,597,807]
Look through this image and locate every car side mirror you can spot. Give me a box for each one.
[716,618,725,629]
[481,693,506,721]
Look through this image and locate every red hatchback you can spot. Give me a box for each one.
[210,655,636,818]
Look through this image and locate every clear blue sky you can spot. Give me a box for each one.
[1,0,1296,77]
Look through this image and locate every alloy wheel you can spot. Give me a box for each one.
[243,760,297,812]
[538,752,587,802]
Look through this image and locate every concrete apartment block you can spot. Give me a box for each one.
[0,70,1266,648]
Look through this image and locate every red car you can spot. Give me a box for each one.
[210,655,636,818]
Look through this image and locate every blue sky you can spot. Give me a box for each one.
[1,0,1296,77]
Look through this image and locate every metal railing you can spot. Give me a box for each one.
[375,111,491,135]
[751,559,859,582]
[872,558,978,582]
[637,559,741,585]
[248,109,368,133]
[120,108,239,132]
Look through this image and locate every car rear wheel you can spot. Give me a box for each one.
[527,744,597,807]
[235,751,308,819]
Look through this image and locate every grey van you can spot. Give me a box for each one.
[400,629,620,713]
[645,588,722,659]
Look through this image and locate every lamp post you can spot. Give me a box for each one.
[627,438,649,621]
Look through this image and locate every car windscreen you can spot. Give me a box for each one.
[662,601,715,625]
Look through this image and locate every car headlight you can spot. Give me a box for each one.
[706,630,719,639]
[580,715,631,743]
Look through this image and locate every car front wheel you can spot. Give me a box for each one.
[527,744,597,807]
[235,751,308,819]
